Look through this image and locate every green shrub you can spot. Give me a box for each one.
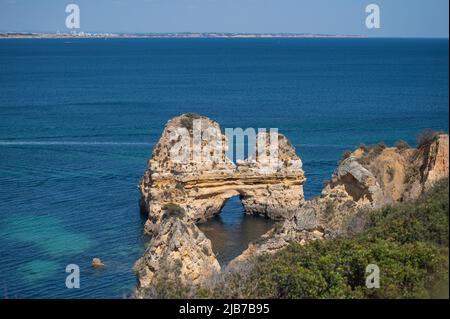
[162,203,186,219]
[358,142,387,166]
[238,178,449,299]
[179,113,201,131]
[417,129,443,148]
[395,139,411,150]
[370,141,386,154]
[363,179,449,246]
[243,239,448,299]
[341,150,352,161]
[359,143,368,152]
[175,182,185,191]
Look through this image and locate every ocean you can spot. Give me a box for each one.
[0,38,448,298]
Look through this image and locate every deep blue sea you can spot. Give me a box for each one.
[0,38,448,298]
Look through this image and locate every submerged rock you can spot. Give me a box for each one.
[91,258,105,268]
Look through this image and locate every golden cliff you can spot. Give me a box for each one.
[232,133,449,267]
[138,113,306,235]
[134,114,449,296]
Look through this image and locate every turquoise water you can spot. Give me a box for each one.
[0,38,448,298]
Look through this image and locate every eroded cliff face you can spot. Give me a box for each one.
[135,114,449,296]
[139,113,306,235]
[295,134,449,235]
[412,134,449,195]
[134,213,220,298]
[228,134,449,269]
[135,113,306,295]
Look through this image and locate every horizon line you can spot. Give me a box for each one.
[0,31,448,40]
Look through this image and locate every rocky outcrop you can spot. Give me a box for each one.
[135,113,305,295]
[411,134,449,196]
[139,113,305,235]
[91,258,105,268]
[228,134,449,266]
[135,114,449,296]
[300,134,449,235]
[227,220,325,271]
[134,211,220,298]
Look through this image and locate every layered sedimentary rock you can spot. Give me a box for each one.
[135,113,306,295]
[139,113,306,235]
[135,113,449,296]
[408,134,449,197]
[134,212,220,297]
[293,134,449,234]
[230,134,449,267]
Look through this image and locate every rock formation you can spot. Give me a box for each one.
[134,209,220,297]
[135,113,305,295]
[231,133,449,267]
[295,133,449,235]
[91,258,105,268]
[135,113,449,297]
[139,113,306,235]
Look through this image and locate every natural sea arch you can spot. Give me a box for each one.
[198,196,275,266]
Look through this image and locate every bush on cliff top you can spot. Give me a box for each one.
[357,142,387,166]
[162,203,186,219]
[180,113,201,131]
[416,128,445,148]
[394,139,410,150]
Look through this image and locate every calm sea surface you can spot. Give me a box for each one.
[0,38,448,298]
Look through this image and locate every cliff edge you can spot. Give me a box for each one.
[134,114,449,297]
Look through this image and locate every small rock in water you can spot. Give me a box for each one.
[91,258,105,268]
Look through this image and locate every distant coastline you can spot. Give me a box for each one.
[0,32,365,39]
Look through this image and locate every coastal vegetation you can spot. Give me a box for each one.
[162,203,186,219]
[148,179,449,299]
[136,115,448,299]
[417,129,446,148]
[179,112,201,131]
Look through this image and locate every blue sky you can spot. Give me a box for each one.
[0,0,448,37]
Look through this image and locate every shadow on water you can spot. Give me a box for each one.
[198,196,275,266]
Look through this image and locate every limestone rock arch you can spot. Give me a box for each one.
[139,113,306,234]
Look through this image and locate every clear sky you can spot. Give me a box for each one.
[0,0,448,37]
